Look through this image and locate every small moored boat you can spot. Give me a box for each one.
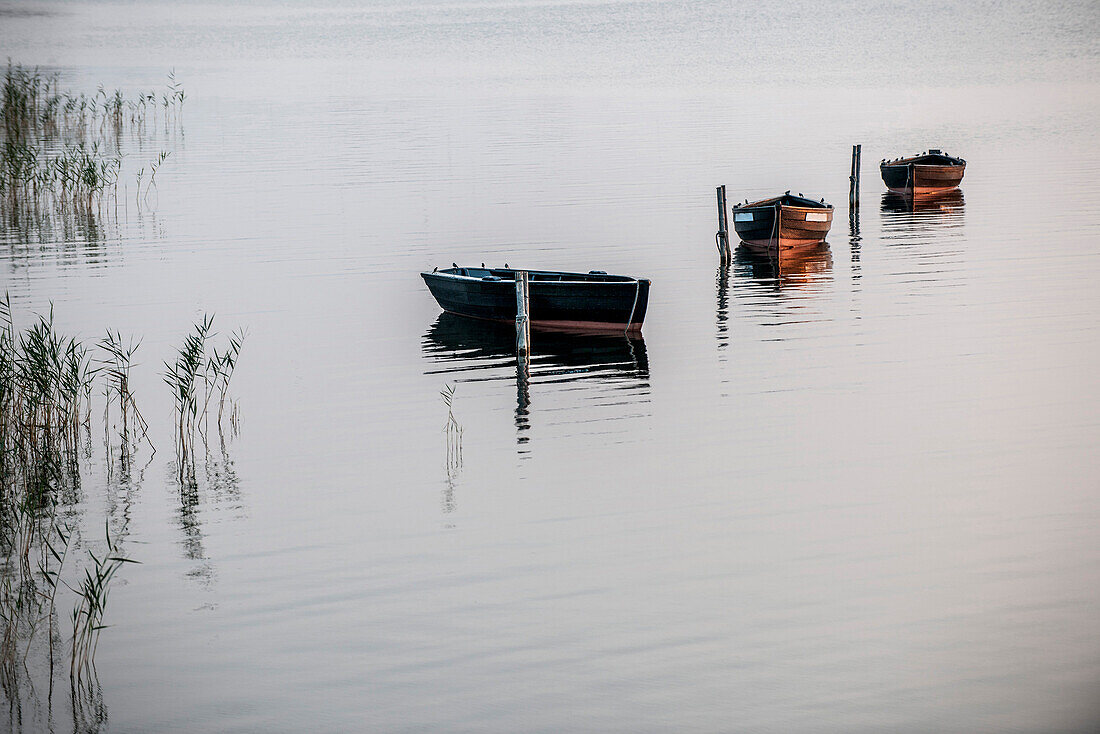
[421,266,651,332]
[731,192,833,251]
[880,149,965,194]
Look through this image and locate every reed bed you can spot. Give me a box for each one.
[1,62,184,215]
[0,295,93,494]
[1,298,244,695]
[2,63,184,144]
[0,296,97,692]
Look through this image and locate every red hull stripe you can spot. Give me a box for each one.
[887,185,961,194]
[443,311,642,333]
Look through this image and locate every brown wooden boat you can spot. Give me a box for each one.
[731,192,833,251]
[880,150,965,194]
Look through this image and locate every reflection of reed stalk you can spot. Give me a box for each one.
[440,384,463,474]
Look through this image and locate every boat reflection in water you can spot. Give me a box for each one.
[881,188,965,215]
[423,312,649,380]
[422,312,650,454]
[733,241,833,283]
[716,243,834,343]
[880,189,965,249]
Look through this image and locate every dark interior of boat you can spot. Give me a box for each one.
[444,267,636,283]
[735,193,831,209]
[883,150,965,167]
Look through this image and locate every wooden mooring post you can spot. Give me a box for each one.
[716,185,731,263]
[515,270,530,367]
[849,144,862,210]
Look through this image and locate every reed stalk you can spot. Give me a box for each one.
[67,521,136,683]
[441,384,463,473]
[97,330,151,449]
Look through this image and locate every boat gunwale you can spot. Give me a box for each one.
[734,203,835,216]
[881,155,966,168]
[734,195,832,211]
[422,268,648,286]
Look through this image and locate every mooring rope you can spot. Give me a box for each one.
[625,280,641,335]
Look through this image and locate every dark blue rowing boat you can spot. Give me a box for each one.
[421,266,651,332]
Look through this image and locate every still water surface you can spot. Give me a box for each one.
[3,0,1100,731]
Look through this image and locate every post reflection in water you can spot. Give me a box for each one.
[849,207,862,282]
[715,263,731,350]
[422,312,651,470]
[515,363,531,451]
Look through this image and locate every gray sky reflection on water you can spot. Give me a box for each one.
[2,0,1100,731]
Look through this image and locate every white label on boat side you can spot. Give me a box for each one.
[805,212,829,222]
[734,212,754,222]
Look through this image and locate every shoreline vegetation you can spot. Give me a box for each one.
[0,294,245,715]
[1,62,184,230]
[0,68,231,708]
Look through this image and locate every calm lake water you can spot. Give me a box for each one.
[3,0,1100,731]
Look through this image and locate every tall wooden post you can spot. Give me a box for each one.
[849,144,861,210]
[716,185,730,263]
[515,270,530,368]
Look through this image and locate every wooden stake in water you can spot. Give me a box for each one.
[849,144,862,209]
[716,185,730,263]
[515,270,530,367]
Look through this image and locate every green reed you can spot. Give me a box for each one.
[1,62,185,214]
[0,298,93,694]
[0,298,93,480]
[441,383,463,472]
[164,315,212,476]
[0,298,244,695]
[68,521,136,683]
[207,327,245,427]
[98,331,152,453]
[164,316,247,478]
